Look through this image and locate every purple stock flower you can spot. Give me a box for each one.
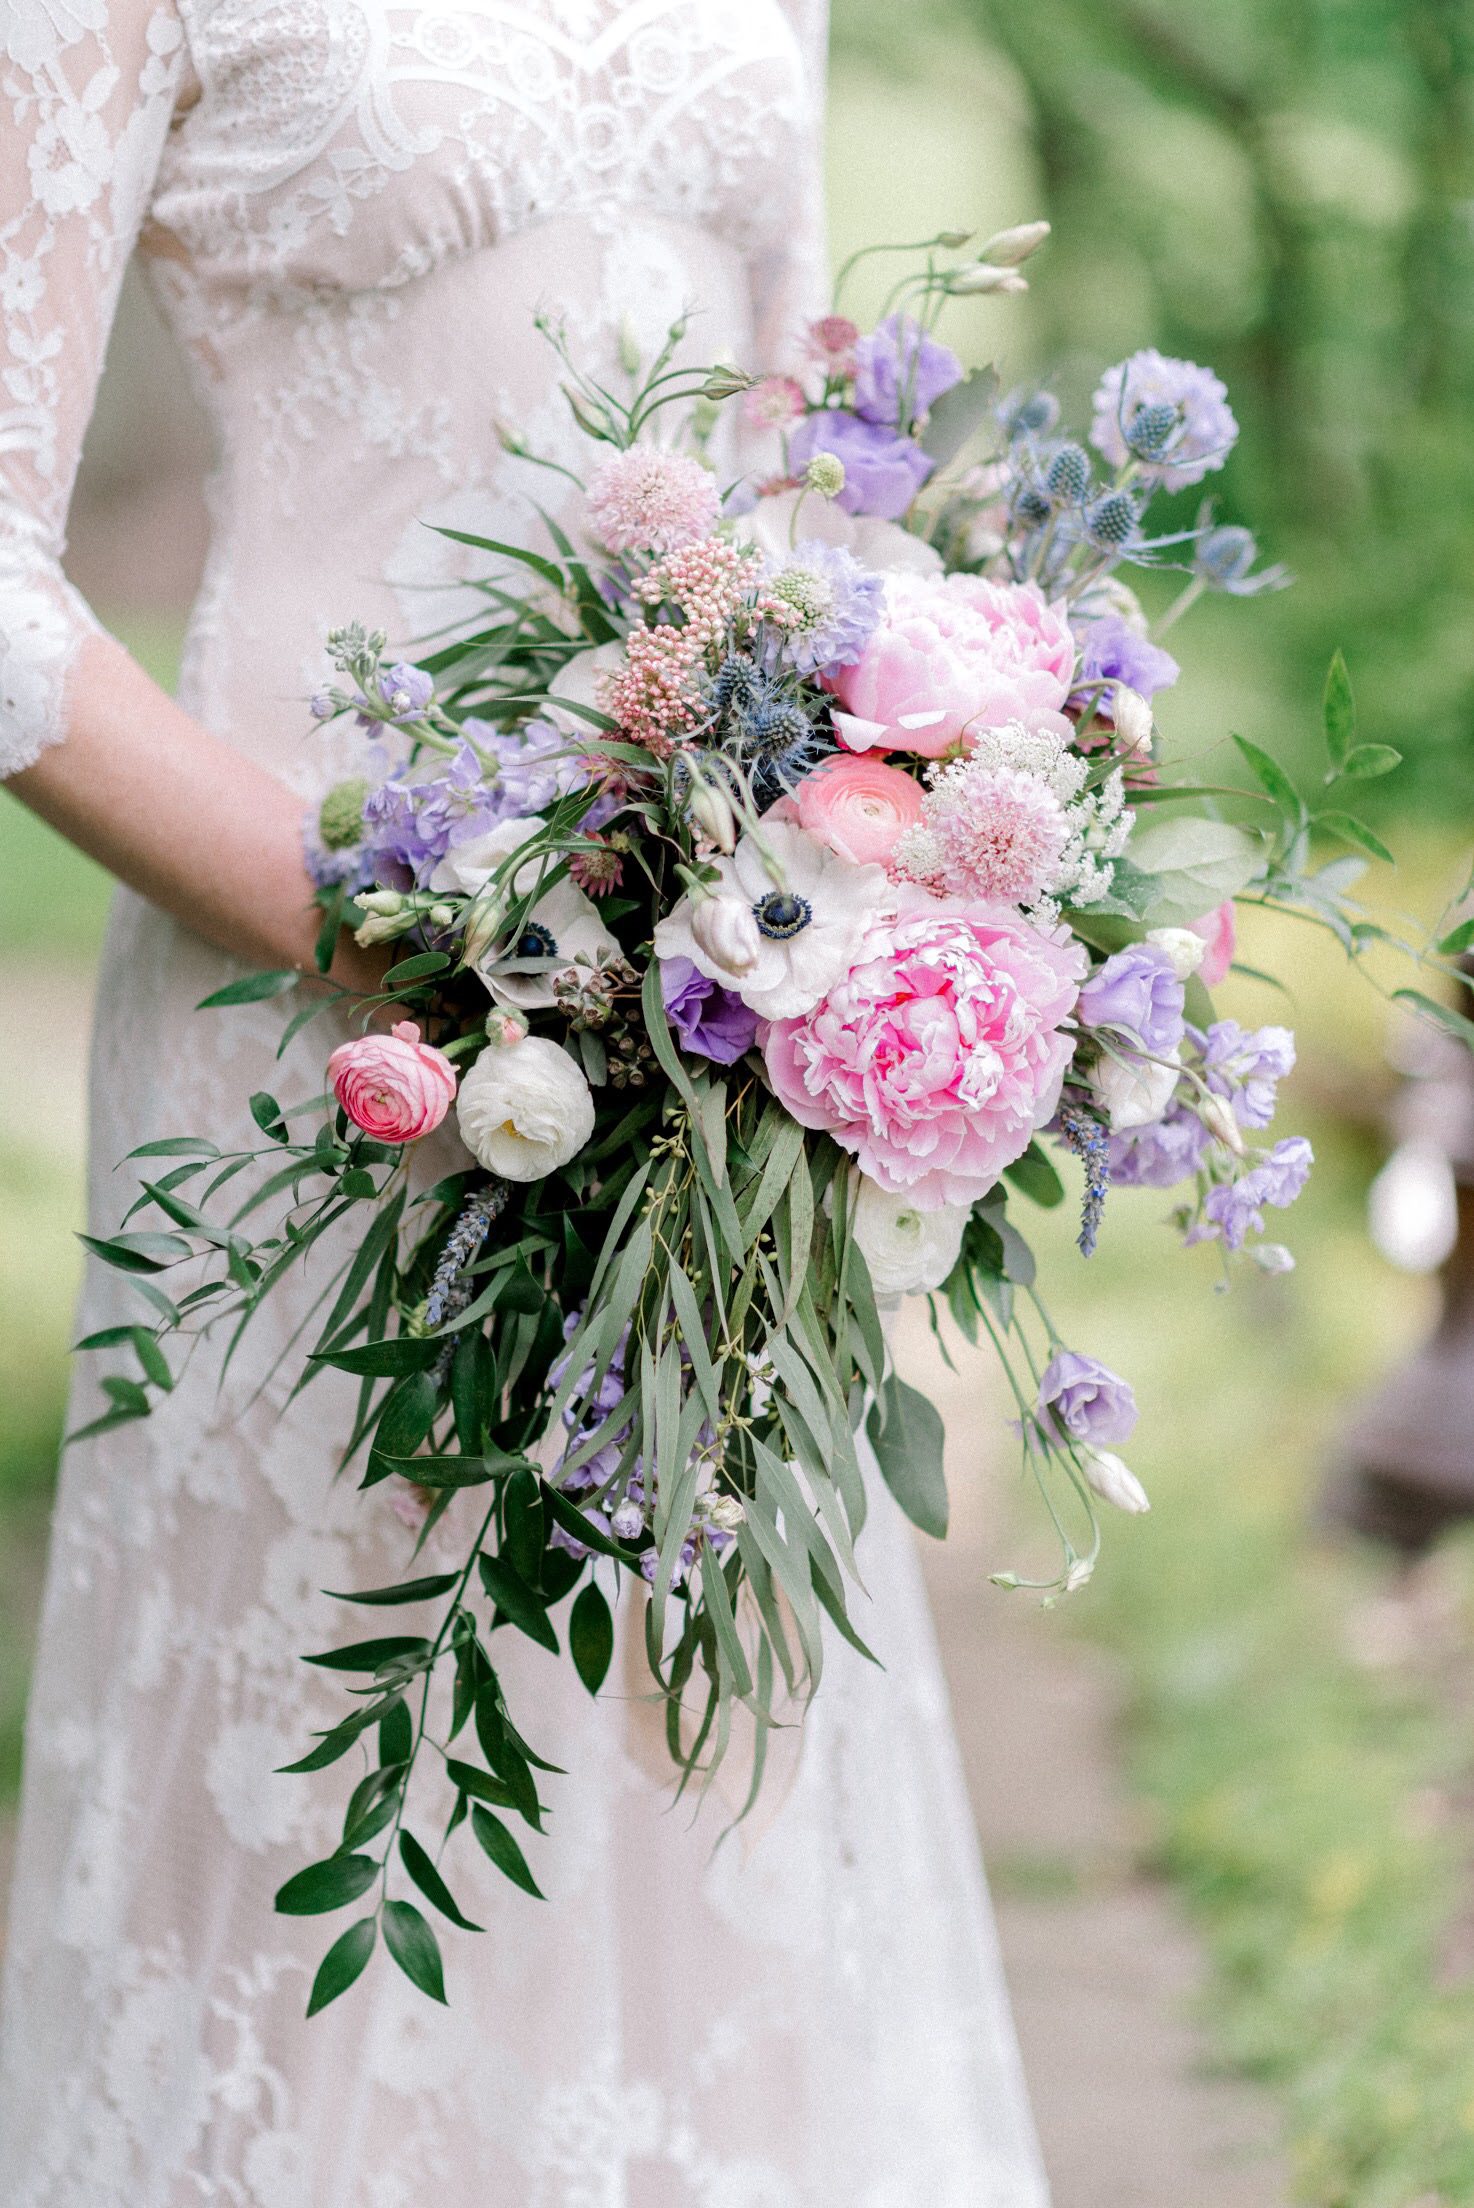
[1072,615,1181,703]
[1198,1020,1296,1130]
[660,957,760,1066]
[465,714,585,820]
[360,740,497,886]
[1037,1351,1139,1449]
[1078,946,1186,1058]
[1108,1106,1210,1190]
[1254,1135,1314,1207]
[1090,351,1238,491]
[853,313,964,428]
[376,661,434,722]
[1192,1137,1314,1251]
[789,410,935,523]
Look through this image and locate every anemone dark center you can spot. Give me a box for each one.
[515,922,559,959]
[753,890,812,941]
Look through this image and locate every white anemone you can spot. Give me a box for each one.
[433,816,619,1011]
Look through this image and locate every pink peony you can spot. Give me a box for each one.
[327,1021,457,1143]
[585,445,720,556]
[791,755,923,866]
[762,887,1086,1209]
[825,573,1075,758]
[1189,900,1236,988]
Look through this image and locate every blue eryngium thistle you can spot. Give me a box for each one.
[1085,490,1139,548]
[1193,519,1292,596]
[1056,1102,1112,1258]
[1045,442,1090,504]
[1124,400,1181,460]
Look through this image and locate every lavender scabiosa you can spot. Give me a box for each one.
[762,541,885,677]
[1090,351,1238,490]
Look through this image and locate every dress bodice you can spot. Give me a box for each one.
[0,0,827,777]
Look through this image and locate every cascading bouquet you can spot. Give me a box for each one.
[82,222,1471,2014]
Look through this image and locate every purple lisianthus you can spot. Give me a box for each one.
[661,957,760,1066]
[1198,1020,1296,1130]
[853,312,964,429]
[765,539,886,676]
[1037,1351,1139,1450]
[1072,615,1181,704]
[1090,350,1238,491]
[1078,946,1185,1058]
[1108,1105,1210,1190]
[789,409,935,523]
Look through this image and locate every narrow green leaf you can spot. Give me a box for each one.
[399,1829,483,1932]
[274,1853,379,1916]
[1341,743,1402,780]
[478,1554,559,1653]
[445,1756,519,1811]
[127,1135,222,1160]
[1436,919,1474,958]
[383,950,452,986]
[305,1916,377,2015]
[471,1805,545,1898]
[1321,649,1355,768]
[382,1898,448,2003]
[314,1336,441,1378]
[324,1571,461,1608]
[303,1634,432,1673]
[1392,989,1474,1053]
[78,1230,193,1275]
[1003,1141,1065,1210]
[196,968,299,1010]
[569,1581,614,1695]
[1315,812,1394,865]
[1231,733,1303,821]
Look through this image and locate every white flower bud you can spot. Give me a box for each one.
[1064,1558,1095,1593]
[704,1493,747,1532]
[427,902,455,930]
[1112,684,1155,756]
[978,220,1051,267]
[1251,1242,1296,1274]
[354,911,413,947]
[1091,1047,1181,1131]
[1082,1449,1151,1514]
[688,779,738,854]
[1197,1092,1246,1154]
[1145,926,1208,981]
[946,263,1029,296]
[690,892,762,977]
[359,890,405,916]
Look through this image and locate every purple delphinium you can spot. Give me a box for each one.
[660,957,760,1066]
[1072,615,1181,704]
[1078,945,1186,1058]
[1107,1105,1211,1190]
[853,312,964,429]
[1197,1020,1296,1131]
[764,540,886,676]
[1191,1137,1314,1251]
[1036,1351,1139,1450]
[1090,350,1238,491]
[789,410,935,523]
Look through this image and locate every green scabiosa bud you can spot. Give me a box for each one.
[317,776,371,853]
[803,452,846,499]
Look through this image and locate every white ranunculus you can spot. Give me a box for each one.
[852,1178,969,1299]
[1144,925,1208,981]
[543,641,626,736]
[434,816,619,1011]
[733,489,943,579]
[455,1036,595,1181]
[1090,1047,1181,1131]
[1111,684,1155,756]
[1081,1449,1151,1514]
[654,821,890,1021]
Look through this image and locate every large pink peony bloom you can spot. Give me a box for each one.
[763,888,1086,1209]
[825,573,1075,759]
[327,1021,457,1143]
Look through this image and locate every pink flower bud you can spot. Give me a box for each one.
[326,1021,457,1143]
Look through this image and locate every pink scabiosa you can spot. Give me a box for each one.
[585,444,721,555]
[743,375,807,431]
[327,1022,457,1143]
[762,886,1087,1209]
[895,757,1071,905]
[826,572,1075,757]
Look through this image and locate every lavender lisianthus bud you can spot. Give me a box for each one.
[1111,684,1155,756]
[946,263,1029,296]
[1145,926,1207,981]
[687,779,738,852]
[690,892,762,976]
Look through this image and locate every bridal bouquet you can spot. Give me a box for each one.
[82,224,1464,2014]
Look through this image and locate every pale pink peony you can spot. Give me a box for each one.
[792,755,923,866]
[1189,900,1236,988]
[763,887,1087,1209]
[327,1021,457,1143]
[586,445,721,555]
[825,572,1075,758]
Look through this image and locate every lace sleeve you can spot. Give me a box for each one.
[748,0,830,374]
[0,0,187,777]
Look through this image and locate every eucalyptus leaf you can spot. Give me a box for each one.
[867,1373,948,1539]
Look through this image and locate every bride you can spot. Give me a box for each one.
[0,2,1051,2199]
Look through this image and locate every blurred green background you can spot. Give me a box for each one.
[3,4,1473,2199]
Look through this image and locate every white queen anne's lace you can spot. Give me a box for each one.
[0,5,1051,2200]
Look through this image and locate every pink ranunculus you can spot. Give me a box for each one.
[763,887,1087,1209]
[327,1021,457,1143]
[1189,900,1237,988]
[825,572,1075,759]
[792,755,923,866]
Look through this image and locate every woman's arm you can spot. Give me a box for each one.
[1,0,373,987]
[11,634,379,984]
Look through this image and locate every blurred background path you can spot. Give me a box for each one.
[5,3,1474,2201]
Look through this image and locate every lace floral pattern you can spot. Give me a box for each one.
[0,4,1051,2199]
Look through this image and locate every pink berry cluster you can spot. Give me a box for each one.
[606,539,762,752]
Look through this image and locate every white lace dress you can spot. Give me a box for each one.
[0,3,1051,2200]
